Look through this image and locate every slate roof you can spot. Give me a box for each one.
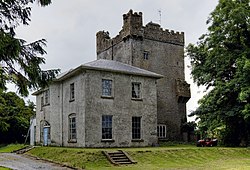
[83,59,163,78]
[33,59,163,95]
[56,59,163,81]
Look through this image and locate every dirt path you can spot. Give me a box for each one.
[0,153,74,170]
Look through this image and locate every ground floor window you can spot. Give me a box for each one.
[69,113,77,142]
[132,116,141,139]
[102,115,113,139]
[157,124,166,138]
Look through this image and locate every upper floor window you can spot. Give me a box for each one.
[132,116,141,140]
[68,113,77,142]
[102,79,112,97]
[132,82,141,99]
[157,125,166,139]
[102,115,113,140]
[40,96,44,111]
[44,89,50,105]
[143,51,149,60]
[70,83,75,101]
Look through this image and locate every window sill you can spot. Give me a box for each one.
[101,96,114,99]
[43,103,50,107]
[131,139,144,142]
[101,139,115,142]
[68,139,77,143]
[131,98,143,101]
[69,99,75,102]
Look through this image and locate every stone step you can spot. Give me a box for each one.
[103,150,137,165]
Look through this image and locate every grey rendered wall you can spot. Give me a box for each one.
[61,72,86,147]
[84,70,158,147]
[35,83,62,145]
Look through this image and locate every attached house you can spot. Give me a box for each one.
[32,59,163,147]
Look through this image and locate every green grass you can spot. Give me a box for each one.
[0,167,11,170]
[26,146,250,170]
[0,166,11,170]
[0,144,26,153]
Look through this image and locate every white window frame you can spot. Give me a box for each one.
[44,89,50,105]
[132,116,141,140]
[68,113,77,142]
[102,79,113,97]
[102,115,113,140]
[132,82,141,99]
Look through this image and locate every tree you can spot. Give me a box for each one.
[0,91,35,143]
[187,0,250,146]
[0,0,59,96]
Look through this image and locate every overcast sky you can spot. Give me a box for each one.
[15,0,218,120]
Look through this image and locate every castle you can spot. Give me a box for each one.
[96,10,190,140]
[31,10,191,147]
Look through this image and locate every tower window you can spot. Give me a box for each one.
[157,125,166,138]
[143,51,149,60]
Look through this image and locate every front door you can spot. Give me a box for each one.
[43,126,50,146]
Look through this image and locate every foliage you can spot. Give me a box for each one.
[187,0,250,146]
[27,146,250,170]
[181,121,197,132]
[0,92,35,144]
[0,0,59,96]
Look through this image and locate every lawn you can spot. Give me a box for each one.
[26,145,250,170]
[0,144,26,153]
[0,144,26,170]
[0,167,11,170]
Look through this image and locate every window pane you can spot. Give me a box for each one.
[44,90,50,104]
[69,115,77,140]
[102,115,112,139]
[132,83,141,98]
[70,83,75,100]
[157,125,166,138]
[132,117,141,139]
[102,79,112,96]
[143,51,149,60]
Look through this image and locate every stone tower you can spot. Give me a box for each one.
[96,10,191,140]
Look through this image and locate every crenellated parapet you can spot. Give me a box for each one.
[143,22,184,46]
[96,9,184,54]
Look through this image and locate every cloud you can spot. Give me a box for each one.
[14,0,218,118]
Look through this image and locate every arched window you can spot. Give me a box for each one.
[68,113,77,142]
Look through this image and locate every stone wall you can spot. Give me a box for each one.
[96,10,190,140]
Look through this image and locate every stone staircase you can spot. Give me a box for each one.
[13,145,35,154]
[103,150,137,165]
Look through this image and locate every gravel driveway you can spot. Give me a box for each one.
[0,153,74,170]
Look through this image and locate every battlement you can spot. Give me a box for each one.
[96,10,184,54]
[143,22,184,45]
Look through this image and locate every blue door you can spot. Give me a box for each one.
[43,126,50,146]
